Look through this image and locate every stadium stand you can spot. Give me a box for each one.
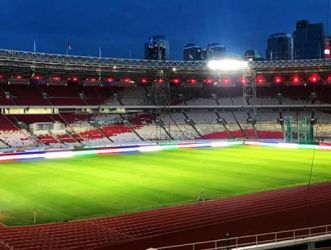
[3,83,331,149]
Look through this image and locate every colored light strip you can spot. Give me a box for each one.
[244,140,331,150]
[3,140,329,163]
[97,146,140,154]
[319,145,331,150]
[0,153,45,161]
[45,151,74,159]
[0,141,243,162]
[210,141,242,147]
[139,145,163,152]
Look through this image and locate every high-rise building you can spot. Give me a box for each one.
[144,35,169,60]
[293,20,325,59]
[183,44,202,61]
[205,43,226,59]
[244,49,263,61]
[266,33,293,60]
[184,42,226,61]
[201,49,208,60]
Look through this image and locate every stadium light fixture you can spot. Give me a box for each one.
[291,75,302,85]
[156,77,165,84]
[171,78,181,84]
[220,76,231,85]
[187,78,197,84]
[256,74,266,85]
[88,77,97,82]
[239,75,248,85]
[327,75,331,84]
[308,73,321,83]
[204,77,214,84]
[140,77,149,84]
[207,59,249,71]
[51,76,61,81]
[106,77,114,83]
[121,77,133,84]
[274,75,284,84]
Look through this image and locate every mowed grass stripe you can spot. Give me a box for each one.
[0,145,330,226]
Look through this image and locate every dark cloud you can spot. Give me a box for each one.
[0,0,329,59]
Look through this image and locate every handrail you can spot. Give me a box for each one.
[150,224,331,250]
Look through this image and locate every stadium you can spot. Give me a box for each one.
[0,48,331,250]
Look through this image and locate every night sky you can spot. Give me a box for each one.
[0,0,329,60]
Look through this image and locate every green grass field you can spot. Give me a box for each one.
[0,145,331,226]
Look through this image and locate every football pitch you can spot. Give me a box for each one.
[0,145,331,226]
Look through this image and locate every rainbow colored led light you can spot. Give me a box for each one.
[1,140,330,163]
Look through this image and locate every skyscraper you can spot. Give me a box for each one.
[205,43,226,59]
[144,35,169,60]
[266,33,293,60]
[244,50,263,61]
[183,44,202,61]
[293,20,325,60]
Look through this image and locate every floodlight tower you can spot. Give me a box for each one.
[241,66,257,126]
[207,58,256,108]
[153,69,171,142]
[208,59,257,138]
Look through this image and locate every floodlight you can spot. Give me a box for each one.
[207,59,249,71]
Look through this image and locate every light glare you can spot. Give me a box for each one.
[208,59,249,71]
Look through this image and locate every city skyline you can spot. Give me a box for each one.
[0,0,330,59]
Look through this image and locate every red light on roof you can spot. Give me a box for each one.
[273,75,284,84]
[256,75,266,85]
[89,78,97,82]
[52,76,61,81]
[239,76,248,85]
[327,75,331,83]
[204,78,214,84]
[156,78,165,84]
[106,77,114,83]
[69,76,78,82]
[220,76,231,85]
[16,75,22,80]
[32,75,42,80]
[171,78,181,84]
[139,77,149,84]
[187,78,197,84]
[122,77,132,84]
[308,73,321,83]
[291,75,302,85]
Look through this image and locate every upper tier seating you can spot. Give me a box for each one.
[1,85,49,105]
[120,87,147,105]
